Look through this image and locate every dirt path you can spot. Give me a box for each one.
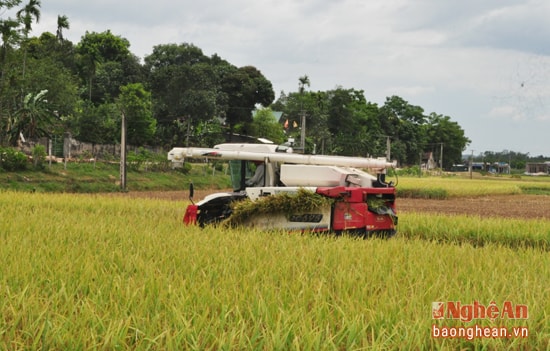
[397,195,550,220]
[111,190,550,220]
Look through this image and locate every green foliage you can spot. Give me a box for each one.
[248,107,285,144]
[9,90,53,144]
[519,184,550,195]
[221,65,275,132]
[31,143,46,169]
[119,83,156,146]
[0,160,232,192]
[187,119,225,148]
[396,165,422,176]
[327,88,380,156]
[144,43,218,145]
[178,161,193,174]
[212,160,224,172]
[75,101,119,144]
[76,30,131,102]
[2,7,544,165]
[126,147,171,172]
[426,113,471,169]
[126,147,147,171]
[0,146,27,171]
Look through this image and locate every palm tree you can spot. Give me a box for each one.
[298,75,310,149]
[298,75,310,94]
[0,18,20,78]
[16,0,41,31]
[16,0,42,78]
[0,18,20,60]
[56,14,69,42]
[10,90,52,144]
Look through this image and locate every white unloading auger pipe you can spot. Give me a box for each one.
[168,147,397,169]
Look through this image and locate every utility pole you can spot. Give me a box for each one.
[378,135,392,160]
[440,143,444,171]
[469,149,474,179]
[298,75,310,154]
[120,111,127,190]
[300,111,306,152]
[186,117,191,147]
[48,138,52,168]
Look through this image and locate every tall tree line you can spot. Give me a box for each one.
[272,85,472,168]
[1,1,475,167]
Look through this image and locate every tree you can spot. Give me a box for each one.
[75,101,118,145]
[277,90,332,154]
[0,18,20,58]
[221,65,274,136]
[118,83,155,146]
[9,89,53,143]
[56,15,69,42]
[298,75,310,93]
[379,96,427,165]
[16,0,40,34]
[0,0,22,9]
[297,75,310,150]
[144,43,217,145]
[145,44,212,118]
[425,113,470,169]
[16,0,41,78]
[0,18,20,85]
[326,88,381,156]
[76,30,131,102]
[248,107,285,144]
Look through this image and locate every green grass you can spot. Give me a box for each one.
[519,184,550,195]
[0,162,232,193]
[3,162,549,199]
[0,192,548,350]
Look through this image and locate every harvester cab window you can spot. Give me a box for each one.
[245,161,265,187]
[228,160,265,191]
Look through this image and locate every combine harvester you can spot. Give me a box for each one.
[168,142,398,237]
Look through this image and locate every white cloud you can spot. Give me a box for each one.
[488,105,526,122]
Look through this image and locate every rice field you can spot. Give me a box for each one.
[0,189,549,350]
[397,175,550,198]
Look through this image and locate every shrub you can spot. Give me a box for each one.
[127,148,148,171]
[0,147,28,171]
[31,145,47,170]
[176,162,193,174]
[396,166,422,176]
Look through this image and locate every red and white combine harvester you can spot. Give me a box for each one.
[168,142,398,237]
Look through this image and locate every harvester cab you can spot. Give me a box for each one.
[168,142,398,237]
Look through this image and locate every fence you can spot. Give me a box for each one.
[17,133,164,161]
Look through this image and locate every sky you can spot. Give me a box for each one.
[18,0,550,156]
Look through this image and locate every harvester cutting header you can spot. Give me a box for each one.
[168,142,398,237]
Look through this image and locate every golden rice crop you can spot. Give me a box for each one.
[399,212,550,250]
[0,191,548,350]
[397,177,528,197]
